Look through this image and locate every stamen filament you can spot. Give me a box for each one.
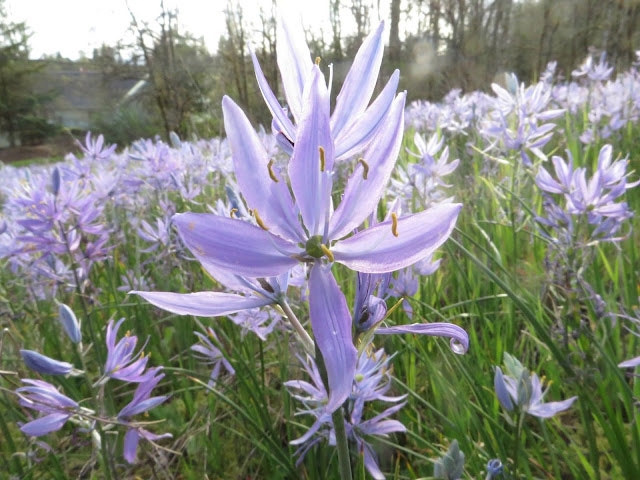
[319,146,326,172]
[267,159,279,183]
[357,158,369,179]
[391,213,399,237]
[254,209,269,231]
[320,244,334,262]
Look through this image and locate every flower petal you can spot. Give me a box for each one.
[173,212,300,278]
[528,396,577,418]
[276,17,312,122]
[250,52,296,141]
[329,92,405,240]
[375,321,468,354]
[333,203,462,273]
[494,367,515,411]
[308,264,357,413]
[331,21,385,137]
[619,356,640,368]
[335,70,400,160]
[222,95,304,242]
[20,413,69,437]
[123,429,140,464]
[131,291,272,317]
[288,66,334,236]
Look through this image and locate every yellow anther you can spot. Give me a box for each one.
[315,56,321,65]
[125,330,131,337]
[319,146,326,172]
[230,208,238,218]
[267,159,279,183]
[254,209,269,231]
[357,158,369,180]
[391,213,399,237]
[320,244,334,262]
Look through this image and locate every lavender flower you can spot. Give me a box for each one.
[191,328,235,386]
[103,318,150,383]
[494,354,577,418]
[16,379,79,436]
[117,369,171,464]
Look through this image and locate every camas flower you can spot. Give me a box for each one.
[191,328,235,386]
[16,379,78,436]
[117,369,171,464]
[103,318,151,383]
[494,354,577,418]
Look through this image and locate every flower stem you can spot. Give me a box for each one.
[278,300,315,356]
[513,411,525,478]
[332,406,353,480]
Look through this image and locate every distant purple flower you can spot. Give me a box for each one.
[390,268,419,318]
[117,369,171,464]
[230,308,281,341]
[76,132,117,162]
[103,318,150,383]
[494,355,577,418]
[16,379,78,436]
[20,350,73,376]
[191,328,235,386]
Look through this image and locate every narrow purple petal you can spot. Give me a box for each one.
[222,96,304,242]
[20,413,70,437]
[494,367,515,411]
[528,396,577,418]
[331,22,385,137]
[288,67,334,236]
[375,322,469,354]
[619,356,640,368]
[250,52,296,141]
[123,428,140,464]
[329,93,405,239]
[308,264,357,413]
[335,70,400,160]
[173,212,300,278]
[276,17,312,122]
[333,203,462,273]
[132,291,272,317]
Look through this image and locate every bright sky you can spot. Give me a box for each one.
[5,0,392,59]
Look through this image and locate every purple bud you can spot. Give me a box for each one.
[20,350,73,375]
[57,303,82,344]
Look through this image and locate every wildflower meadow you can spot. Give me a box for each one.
[1,18,640,480]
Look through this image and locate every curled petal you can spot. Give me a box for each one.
[375,322,469,354]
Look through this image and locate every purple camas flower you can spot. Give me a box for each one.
[103,318,151,383]
[191,328,235,386]
[117,368,171,464]
[535,145,638,243]
[494,354,577,418]
[16,379,79,436]
[286,346,407,480]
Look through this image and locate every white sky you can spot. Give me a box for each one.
[5,0,392,59]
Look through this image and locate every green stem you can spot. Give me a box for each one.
[513,412,525,478]
[313,342,353,480]
[332,406,353,480]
